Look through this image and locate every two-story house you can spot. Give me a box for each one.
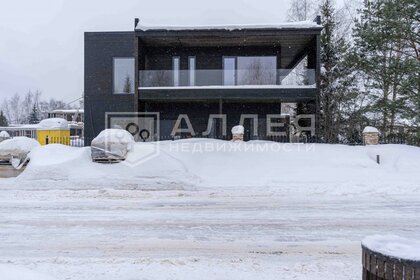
[84,18,322,144]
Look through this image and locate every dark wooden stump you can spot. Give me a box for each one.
[362,245,420,280]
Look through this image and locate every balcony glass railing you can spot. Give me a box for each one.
[138,69,316,88]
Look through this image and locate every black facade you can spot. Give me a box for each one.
[84,32,136,144]
[84,20,322,143]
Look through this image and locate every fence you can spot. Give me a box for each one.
[15,133,419,148]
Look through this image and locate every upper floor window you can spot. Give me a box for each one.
[188,56,196,86]
[172,57,180,87]
[113,58,135,94]
[237,56,277,85]
[223,56,277,86]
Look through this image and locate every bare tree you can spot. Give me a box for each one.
[287,0,317,21]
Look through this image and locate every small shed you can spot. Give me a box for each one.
[363,126,380,145]
[37,118,70,145]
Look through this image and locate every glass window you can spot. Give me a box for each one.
[188,56,196,86]
[113,58,135,94]
[223,57,236,86]
[173,57,180,87]
[237,56,277,85]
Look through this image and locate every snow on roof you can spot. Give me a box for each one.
[51,109,84,114]
[363,126,380,134]
[135,21,322,31]
[38,118,69,130]
[363,235,420,261]
[1,124,40,130]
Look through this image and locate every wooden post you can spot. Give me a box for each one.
[376,155,380,164]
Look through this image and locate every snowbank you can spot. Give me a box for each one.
[362,235,420,261]
[363,126,380,134]
[38,118,68,130]
[0,137,40,159]
[15,139,420,193]
[0,264,56,280]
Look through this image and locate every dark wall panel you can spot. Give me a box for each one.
[84,32,135,144]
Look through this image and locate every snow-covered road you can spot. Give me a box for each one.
[0,182,419,279]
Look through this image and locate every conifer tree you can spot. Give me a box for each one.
[319,0,362,142]
[123,75,132,94]
[352,0,418,133]
[0,110,8,127]
[28,104,40,124]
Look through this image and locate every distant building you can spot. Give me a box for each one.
[48,109,84,123]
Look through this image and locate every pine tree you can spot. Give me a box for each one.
[352,0,417,134]
[319,0,363,143]
[0,110,8,127]
[28,104,40,124]
[123,75,132,94]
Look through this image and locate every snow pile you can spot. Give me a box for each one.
[0,137,40,160]
[14,139,420,193]
[231,125,244,134]
[91,129,135,159]
[0,264,56,280]
[136,21,322,31]
[363,126,380,134]
[0,130,10,138]
[362,235,420,261]
[92,129,135,147]
[38,118,69,130]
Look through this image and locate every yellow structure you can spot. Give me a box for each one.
[37,129,70,145]
[36,118,70,146]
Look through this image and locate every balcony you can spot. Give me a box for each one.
[139,69,316,88]
[138,69,317,101]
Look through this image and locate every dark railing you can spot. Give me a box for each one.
[139,69,316,88]
[43,136,87,147]
[31,133,420,147]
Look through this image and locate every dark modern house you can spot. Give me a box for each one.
[84,18,322,144]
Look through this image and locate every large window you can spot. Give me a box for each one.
[237,56,277,85]
[113,58,135,94]
[223,56,277,86]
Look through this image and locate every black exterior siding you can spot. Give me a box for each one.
[84,32,135,144]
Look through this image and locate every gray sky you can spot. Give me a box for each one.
[0,0,316,103]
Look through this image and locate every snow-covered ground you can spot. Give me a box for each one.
[0,140,419,279]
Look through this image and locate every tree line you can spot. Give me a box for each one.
[289,0,419,143]
[0,90,79,126]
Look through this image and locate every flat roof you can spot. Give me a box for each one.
[135,21,322,32]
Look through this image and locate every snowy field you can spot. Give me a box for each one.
[0,140,419,279]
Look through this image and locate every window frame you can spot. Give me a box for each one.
[188,56,196,86]
[172,56,181,87]
[112,57,135,94]
[222,56,237,86]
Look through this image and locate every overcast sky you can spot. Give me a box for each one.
[0,0,324,103]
